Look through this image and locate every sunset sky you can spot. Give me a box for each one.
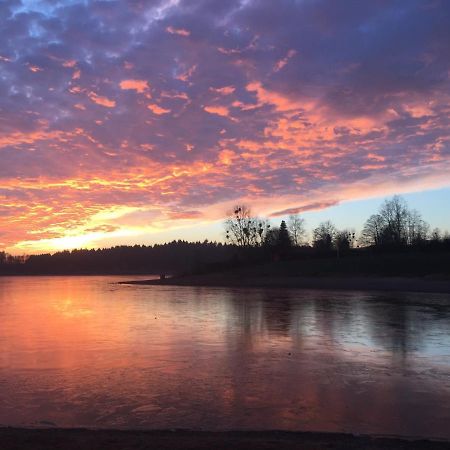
[1,0,449,254]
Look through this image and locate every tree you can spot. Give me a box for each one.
[360,214,384,247]
[361,196,429,248]
[430,228,442,243]
[287,214,306,246]
[224,205,268,247]
[264,226,279,247]
[378,195,409,247]
[277,220,292,251]
[334,229,356,257]
[406,209,429,245]
[313,221,336,251]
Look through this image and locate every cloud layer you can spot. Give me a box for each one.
[1,0,449,251]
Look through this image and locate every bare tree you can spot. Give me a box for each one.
[360,214,384,247]
[287,214,307,246]
[361,196,429,248]
[430,228,442,243]
[313,221,336,251]
[379,195,409,246]
[224,205,268,247]
[406,209,429,245]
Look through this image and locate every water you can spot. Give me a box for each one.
[1,276,450,439]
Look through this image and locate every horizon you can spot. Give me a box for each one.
[1,1,449,255]
[4,188,450,256]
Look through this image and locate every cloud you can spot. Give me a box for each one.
[0,0,449,252]
[119,79,149,93]
[166,26,190,37]
[147,103,171,115]
[210,86,235,95]
[204,105,230,117]
[270,201,340,217]
[168,210,203,220]
[273,49,296,72]
[88,92,116,108]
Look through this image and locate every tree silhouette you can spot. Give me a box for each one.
[277,220,292,251]
[224,205,268,247]
[287,214,306,246]
[313,221,336,251]
[360,196,430,248]
[334,229,356,257]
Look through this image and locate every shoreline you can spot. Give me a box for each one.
[121,274,450,294]
[1,428,449,450]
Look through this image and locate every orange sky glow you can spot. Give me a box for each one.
[1,1,449,254]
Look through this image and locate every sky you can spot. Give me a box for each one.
[1,0,449,254]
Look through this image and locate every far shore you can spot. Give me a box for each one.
[1,428,449,450]
[121,273,450,294]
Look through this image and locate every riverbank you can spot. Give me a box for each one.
[122,273,450,294]
[1,428,448,450]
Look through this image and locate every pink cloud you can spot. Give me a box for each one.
[119,79,149,93]
[148,104,171,115]
[270,200,340,217]
[273,49,297,72]
[210,86,235,95]
[62,60,77,68]
[166,26,190,37]
[204,105,230,117]
[88,92,116,108]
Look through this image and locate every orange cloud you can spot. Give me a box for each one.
[176,65,197,82]
[361,164,387,170]
[168,210,202,220]
[88,92,116,108]
[0,130,66,148]
[29,65,43,72]
[204,105,230,117]
[246,81,307,112]
[147,104,171,115]
[119,79,149,93]
[218,149,237,165]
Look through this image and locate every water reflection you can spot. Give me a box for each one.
[0,276,449,438]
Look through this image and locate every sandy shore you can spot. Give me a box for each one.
[122,274,450,294]
[1,428,449,450]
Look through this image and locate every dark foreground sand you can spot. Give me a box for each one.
[1,428,449,450]
[123,274,450,294]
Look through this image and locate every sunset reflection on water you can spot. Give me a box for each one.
[0,276,449,438]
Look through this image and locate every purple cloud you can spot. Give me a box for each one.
[0,0,449,250]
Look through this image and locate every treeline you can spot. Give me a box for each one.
[0,241,235,275]
[1,195,449,276]
[224,195,450,257]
